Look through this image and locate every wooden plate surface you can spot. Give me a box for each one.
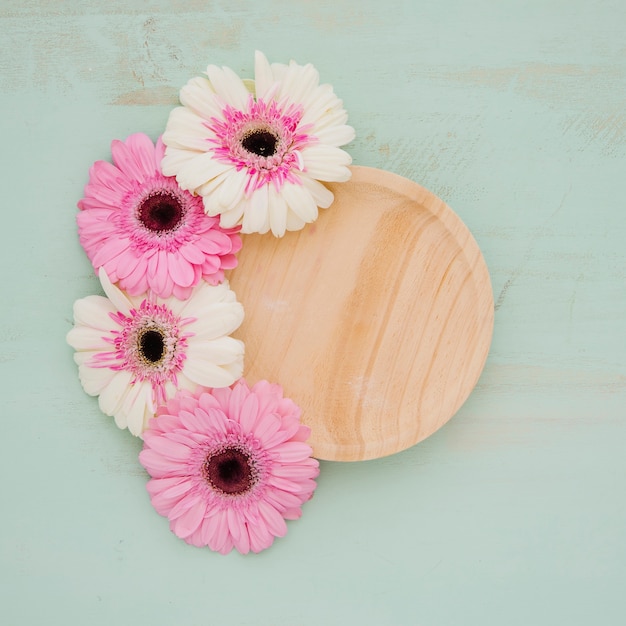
[228,166,493,461]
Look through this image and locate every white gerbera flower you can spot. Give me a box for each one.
[66,269,244,436]
[161,51,355,237]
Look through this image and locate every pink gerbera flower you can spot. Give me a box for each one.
[161,51,355,236]
[139,380,319,554]
[77,133,241,300]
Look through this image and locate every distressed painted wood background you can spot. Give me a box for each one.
[1,1,625,624]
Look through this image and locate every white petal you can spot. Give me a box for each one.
[300,84,341,126]
[77,363,116,396]
[175,152,233,192]
[174,374,198,394]
[218,201,246,228]
[268,186,288,237]
[98,268,132,315]
[242,186,270,234]
[187,336,245,365]
[177,280,238,316]
[301,145,352,181]
[188,302,245,340]
[276,60,320,106]
[183,341,244,388]
[161,146,202,179]
[218,168,248,211]
[73,350,100,366]
[72,295,116,330]
[98,370,134,418]
[269,60,289,82]
[285,210,306,232]
[282,182,318,223]
[179,76,222,119]
[67,326,110,351]
[296,174,335,209]
[121,381,153,436]
[314,123,355,147]
[310,106,350,134]
[206,64,250,110]
[199,177,229,213]
[254,50,275,101]
[162,107,214,152]
[220,359,246,383]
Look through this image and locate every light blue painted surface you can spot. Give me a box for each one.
[1,1,625,624]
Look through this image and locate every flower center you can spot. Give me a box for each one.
[139,328,165,363]
[137,191,184,232]
[240,128,278,157]
[104,300,191,407]
[204,447,254,495]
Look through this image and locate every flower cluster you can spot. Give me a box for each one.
[67,51,352,553]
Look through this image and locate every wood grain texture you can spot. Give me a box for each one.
[229,166,493,460]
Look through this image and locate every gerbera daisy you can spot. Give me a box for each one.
[139,380,319,554]
[161,51,355,237]
[66,269,245,436]
[77,133,241,300]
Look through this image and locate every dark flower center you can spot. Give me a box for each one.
[138,191,184,232]
[241,129,278,157]
[139,329,165,363]
[205,448,254,495]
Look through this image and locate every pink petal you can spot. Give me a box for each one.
[171,282,193,301]
[207,387,231,413]
[196,230,233,254]
[251,380,282,415]
[178,408,210,433]
[217,253,238,270]
[200,510,222,547]
[227,381,249,423]
[277,397,300,419]
[271,462,319,480]
[254,413,282,446]
[114,249,143,280]
[150,488,187,516]
[146,476,190,498]
[91,236,130,268]
[172,498,207,538]
[238,392,260,432]
[258,500,287,538]
[247,518,274,553]
[120,258,150,295]
[111,136,149,181]
[139,449,186,478]
[179,243,206,265]
[282,507,303,521]
[266,475,306,493]
[208,512,231,554]
[273,441,314,462]
[262,420,301,449]
[234,522,251,555]
[145,435,193,461]
[263,488,305,512]
[198,392,222,414]
[167,252,196,288]
[126,133,158,175]
[155,136,166,163]
[168,492,202,521]
[89,160,125,191]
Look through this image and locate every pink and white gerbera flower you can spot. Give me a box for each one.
[161,51,355,237]
[139,380,319,554]
[77,133,241,300]
[66,269,244,436]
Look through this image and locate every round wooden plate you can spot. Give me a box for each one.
[228,166,494,461]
